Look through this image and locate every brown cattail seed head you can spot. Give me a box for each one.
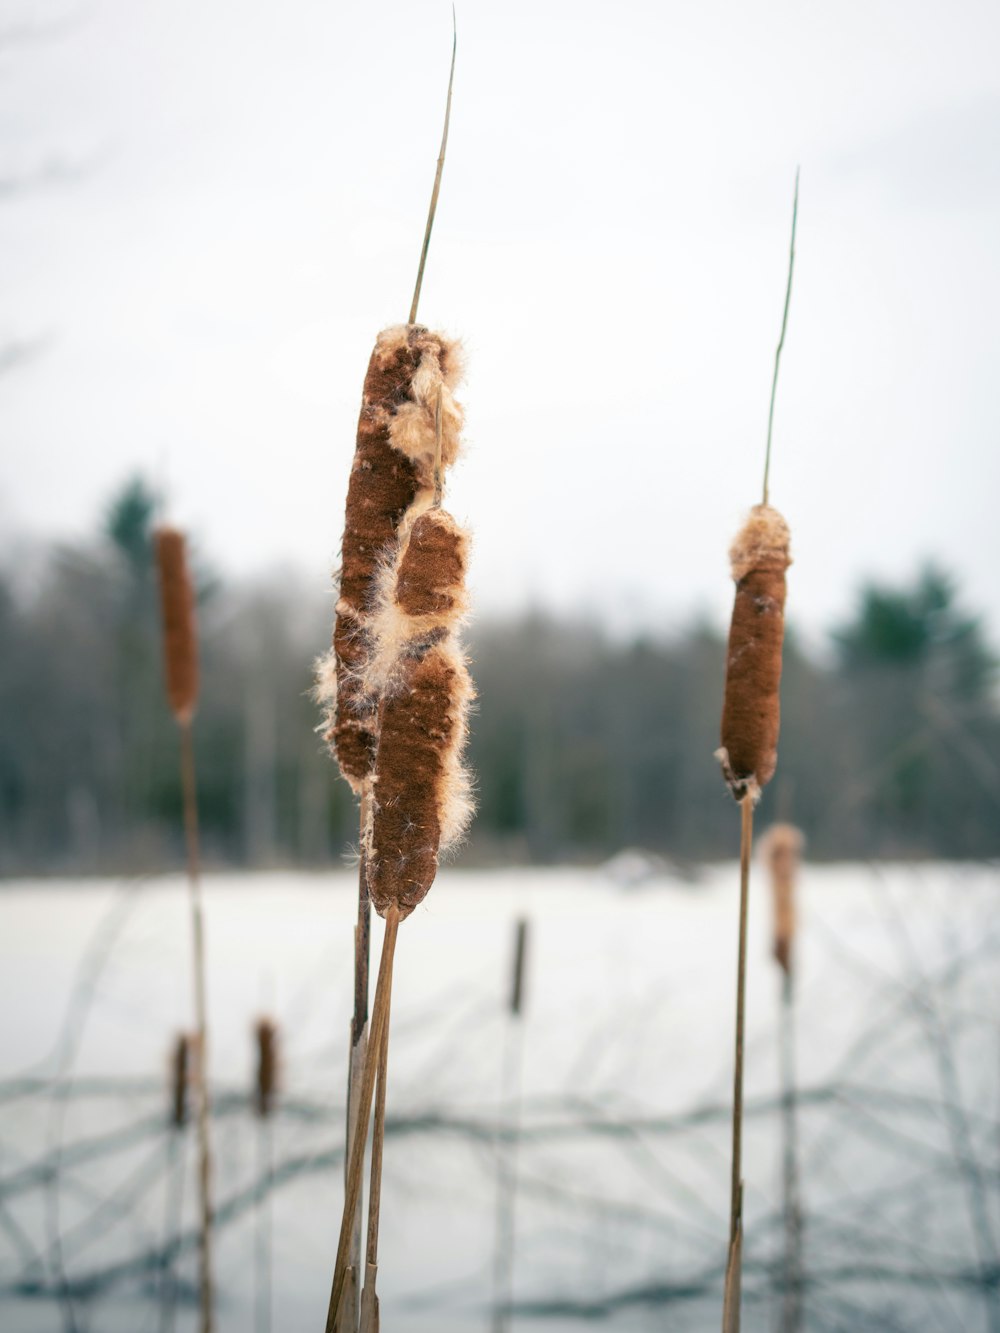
[319,325,464,793]
[364,502,474,917]
[717,504,792,802]
[759,823,804,975]
[169,1033,190,1129]
[155,527,199,725]
[395,510,468,620]
[367,641,474,920]
[254,1017,279,1118]
[361,509,470,702]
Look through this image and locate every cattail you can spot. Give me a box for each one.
[365,507,474,919]
[323,23,464,1329]
[760,823,804,976]
[155,521,214,1333]
[717,504,792,803]
[254,1018,279,1119]
[169,1033,190,1129]
[492,918,530,1333]
[316,326,464,793]
[509,918,529,1018]
[155,527,199,725]
[325,353,474,1333]
[719,172,799,1333]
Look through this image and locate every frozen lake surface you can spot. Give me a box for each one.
[1,860,998,1331]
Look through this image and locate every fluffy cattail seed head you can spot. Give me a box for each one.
[759,823,804,975]
[320,324,464,793]
[367,641,474,920]
[395,509,469,620]
[365,500,474,918]
[155,527,199,725]
[169,1032,190,1129]
[717,504,792,802]
[254,1017,279,1119]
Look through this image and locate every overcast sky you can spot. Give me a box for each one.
[1,0,998,648]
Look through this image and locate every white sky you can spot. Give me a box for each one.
[1,0,998,647]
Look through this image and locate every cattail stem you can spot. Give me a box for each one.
[408,11,457,325]
[491,920,529,1333]
[353,790,372,1048]
[722,794,754,1333]
[762,169,799,507]
[255,1112,273,1333]
[179,720,214,1333]
[359,974,394,1331]
[254,1018,278,1333]
[159,1118,188,1333]
[779,971,803,1333]
[326,906,401,1333]
[339,790,372,1332]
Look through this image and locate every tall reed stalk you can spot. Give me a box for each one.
[491,918,530,1333]
[761,823,805,1331]
[155,526,214,1333]
[341,827,369,1332]
[716,173,799,1333]
[316,18,468,1331]
[160,1033,191,1333]
[254,1017,279,1333]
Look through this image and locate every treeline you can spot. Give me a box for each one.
[0,479,997,874]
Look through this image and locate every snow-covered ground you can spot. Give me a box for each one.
[1,860,998,1331]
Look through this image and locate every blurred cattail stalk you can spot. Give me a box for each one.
[255,1017,279,1119]
[254,1018,279,1333]
[492,919,530,1333]
[761,824,805,1333]
[716,172,798,1333]
[169,1032,190,1130]
[155,526,214,1333]
[161,1033,193,1333]
[762,824,803,981]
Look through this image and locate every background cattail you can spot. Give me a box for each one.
[155,527,199,726]
[169,1032,190,1129]
[254,1017,279,1119]
[509,918,529,1018]
[760,823,805,975]
[155,520,213,1331]
[717,504,792,802]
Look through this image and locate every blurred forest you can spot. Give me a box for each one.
[0,477,997,875]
